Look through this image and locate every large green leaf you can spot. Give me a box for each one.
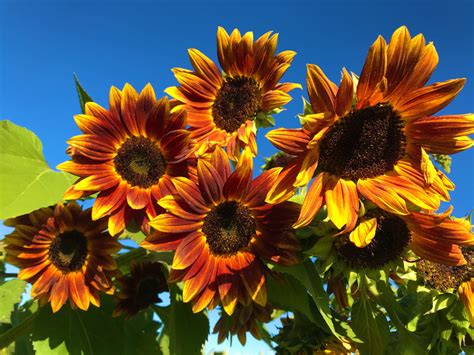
[30,296,161,355]
[167,288,209,355]
[351,296,390,355]
[0,120,76,220]
[274,261,341,340]
[0,279,26,324]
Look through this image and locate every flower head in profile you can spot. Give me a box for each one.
[166,27,300,160]
[334,207,473,270]
[213,302,273,345]
[4,202,121,312]
[58,84,192,235]
[142,147,300,314]
[265,26,474,235]
[113,261,168,319]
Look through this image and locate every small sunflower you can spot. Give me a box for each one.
[58,84,192,236]
[418,247,474,326]
[334,207,473,269]
[166,27,300,160]
[113,261,168,319]
[4,202,121,312]
[213,302,273,345]
[265,26,474,234]
[142,147,300,314]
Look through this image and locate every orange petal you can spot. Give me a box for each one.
[92,181,128,220]
[120,83,140,136]
[127,186,150,210]
[458,281,474,327]
[223,148,253,201]
[158,195,204,221]
[188,48,222,87]
[197,158,225,205]
[261,90,292,111]
[294,147,319,187]
[172,232,206,270]
[245,168,281,209]
[50,277,69,313]
[357,178,409,215]
[149,213,202,233]
[266,128,311,155]
[357,35,387,108]
[171,177,210,214]
[306,64,336,114]
[293,173,325,229]
[265,158,301,204]
[335,68,354,117]
[69,273,90,311]
[385,26,412,91]
[325,176,359,232]
[395,78,465,121]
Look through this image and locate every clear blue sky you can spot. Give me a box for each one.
[1,0,473,353]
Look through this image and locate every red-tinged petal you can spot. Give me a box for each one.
[265,128,311,155]
[30,265,58,297]
[357,178,409,215]
[245,168,281,208]
[108,207,126,236]
[210,146,232,181]
[306,64,336,114]
[160,129,191,162]
[357,35,387,108]
[197,158,225,205]
[385,26,412,91]
[120,83,140,136]
[388,42,438,105]
[84,102,126,142]
[265,158,301,204]
[261,90,292,111]
[240,255,266,306]
[158,195,204,221]
[73,114,121,144]
[275,82,302,93]
[223,148,253,201]
[149,213,202,233]
[192,284,217,313]
[18,261,50,280]
[411,237,465,266]
[74,173,120,191]
[141,231,186,252]
[57,161,114,177]
[349,218,377,248]
[50,277,69,313]
[151,175,175,202]
[127,186,150,210]
[67,134,117,160]
[136,84,156,133]
[92,181,128,220]
[109,86,122,118]
[183,256,216,303]
[69,273,90,311]
[217,27,230,71]
[294,147,319,187]
[172,232,206,270]
[335,68,354,117]
[395,79,466,121]
[171,177,210,214]
[174,70,217,100]
[188,48,222,87]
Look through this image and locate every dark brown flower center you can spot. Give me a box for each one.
[212,76,262,133]
[114,136,166,188]
[49,230,88,272]
[335,212,411,269]
[417,247,473,292]
[318,104,406,181]
[202,201,256,256]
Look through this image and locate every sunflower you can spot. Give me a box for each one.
[166,27,300,160]
[213,302,273,345]
[4,202,121,312]
[142,147,300,314]
[57,84,192,236]
[265,26,474,233]
[334,207,473,269]
[417,246,473,326]
[113,261,168,319]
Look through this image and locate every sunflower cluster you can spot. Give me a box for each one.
[2,26,474,353]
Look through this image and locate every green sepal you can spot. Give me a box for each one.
[431,153,452,173]
[73,74,93,114]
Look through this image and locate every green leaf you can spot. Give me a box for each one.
[30,296,161,355]
[73,74,93,114]
[351,296,390,355]
[0,120,76,220]
[274,261,342,340]
[167,288,209,355]
[0,279,27,323]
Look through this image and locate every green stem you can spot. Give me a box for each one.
[0,311,38,349]
[115,247,147,267]
[151,304,170,325]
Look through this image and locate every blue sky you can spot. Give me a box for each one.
[1,0,473,353]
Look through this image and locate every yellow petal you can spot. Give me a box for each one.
[349,218,377,248]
